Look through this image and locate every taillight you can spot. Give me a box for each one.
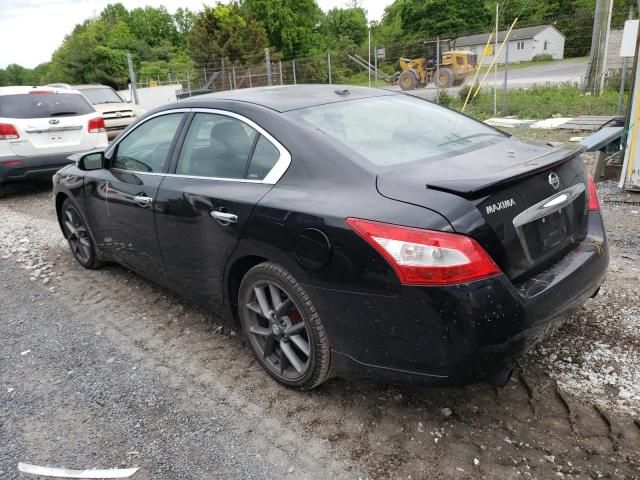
[0,123,20,140]
[29,90,53,94]
[346,218,501,286]
[88,117,106,133]
[587,174,600,211]
[0,160,22,166]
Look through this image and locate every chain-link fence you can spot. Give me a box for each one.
[132,11,637,120]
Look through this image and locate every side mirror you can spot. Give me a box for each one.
[125,96,132,103]
[77,151,105,171]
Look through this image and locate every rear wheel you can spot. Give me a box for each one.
[398,70,418,91]
[61,199,102,269]
[238,262,332,390]
[436,67,454,88]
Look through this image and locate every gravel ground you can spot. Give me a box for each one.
[1,179,639,479]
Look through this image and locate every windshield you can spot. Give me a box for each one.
[0,93,94,119]
[79,87,124,104]
[289,95,507,167]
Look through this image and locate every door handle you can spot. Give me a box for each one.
[133,195,153,207]
[211,210,238,225]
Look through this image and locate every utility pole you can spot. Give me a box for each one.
[436,37,440,103]
[586,0,614,95]
[221,58,226,90]
[374,45,378,87]
[328,53,332,84]
[368,24,371,87]
[126,53,139,105]
[618,6,634,114]
[265,48,272,86]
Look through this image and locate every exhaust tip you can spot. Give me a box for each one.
[486,366,514,387]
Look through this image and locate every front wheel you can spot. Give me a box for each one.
[436,67,454,88]
[398,70,418,90]
[238,262,332,390]
[61,199,102,269]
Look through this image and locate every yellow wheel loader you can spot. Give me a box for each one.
[397,39,476,90]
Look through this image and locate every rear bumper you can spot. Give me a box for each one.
[307,212,608,386]
[0,152,76,184]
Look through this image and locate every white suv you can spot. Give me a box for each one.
[0,86,108,197]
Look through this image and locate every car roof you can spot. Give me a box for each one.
[73,84,112,89]
[0,85,83,96]
[177,84,399,113]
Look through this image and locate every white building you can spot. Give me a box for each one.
[453,25,566,64]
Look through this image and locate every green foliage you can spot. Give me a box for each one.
[8,4,200,89]
[437,90,453,107]
[383,0,492,40]
[187,3,268,65]
[127,6,179,48]
[321,7,368,47]
[241,0,323,58]
[449,84,626,119]
[532,53,554,62]
[458,83,480,104]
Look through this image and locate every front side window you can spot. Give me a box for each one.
[112,113,183,173]
[176,113,259,179]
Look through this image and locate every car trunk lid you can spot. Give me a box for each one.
[377,139,590,280]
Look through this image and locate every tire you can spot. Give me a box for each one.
[436,67,454,88]
[60,198,103,269]
[238,262,332,390]
[398,70,418,91]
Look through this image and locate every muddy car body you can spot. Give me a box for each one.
[52,85,608,390]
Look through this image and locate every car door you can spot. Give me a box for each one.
[83,111,187,280]
[154,110,289,305]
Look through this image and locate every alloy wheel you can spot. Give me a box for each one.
[63,205,92,265]
[242,280,311,381]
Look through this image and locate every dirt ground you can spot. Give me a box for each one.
[1,178,639,479]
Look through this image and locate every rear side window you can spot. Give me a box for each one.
[247,136,279,180]
[176,113,258,179]
[0,93,94,119]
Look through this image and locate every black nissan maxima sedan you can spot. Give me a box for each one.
[53,85,608,390]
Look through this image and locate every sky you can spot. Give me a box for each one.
[0,0,393,69]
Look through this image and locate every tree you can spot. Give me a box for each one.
[187,4,268,65]
[174,8,197,38]
[321,7,368,47]
[241,0,323,58]
[128,6,179,48]
[4,64,29,85]
[383,0,492,39]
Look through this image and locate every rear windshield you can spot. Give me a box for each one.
[0,93,94,119]
[79,87,124,105]
[288,95,508,167]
